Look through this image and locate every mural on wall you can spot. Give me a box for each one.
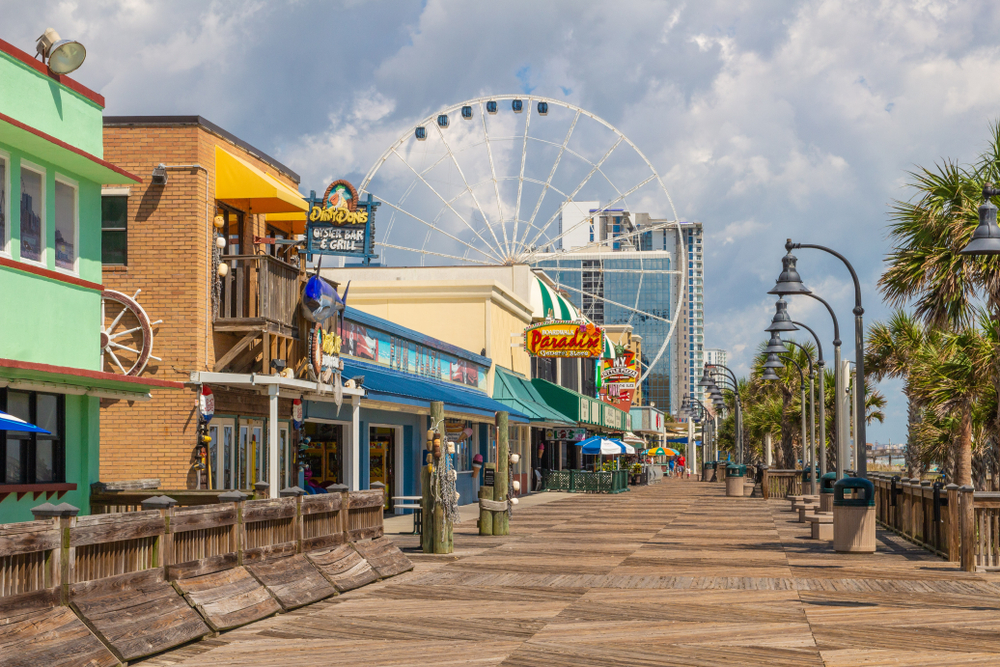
[340,318,487,391]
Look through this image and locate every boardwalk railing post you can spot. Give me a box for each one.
[761,467,770,500]
[946,483,960,562]
[141,495,177,575]
[279,486,305,553]
[31,502,79,605]
[219,490,247,565]
[960,485,976,572]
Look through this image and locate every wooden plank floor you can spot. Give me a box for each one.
[139,480,1000,666]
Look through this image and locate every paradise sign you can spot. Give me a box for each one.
[305,179,380,263]
[599,349,639,411]
[524,321,604,358]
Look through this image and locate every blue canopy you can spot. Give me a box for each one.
[0,410,49,434]
[578,436,634,455]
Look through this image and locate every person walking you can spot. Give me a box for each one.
[668,457,676,477]
[677,454,686,479]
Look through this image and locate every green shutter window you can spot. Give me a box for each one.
[101,195,128,265]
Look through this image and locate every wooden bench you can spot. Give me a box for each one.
[70,569,210,663]
[173,566,281,632]
[305,544,378,592]
[246,554,336,611]
[352,536,415,579]
[0,589,119,667]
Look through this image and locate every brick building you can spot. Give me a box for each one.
[99,117,362,494]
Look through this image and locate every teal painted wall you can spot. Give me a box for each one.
[0,394,98,523]
[0,47,106,522]
[0,51,104,156]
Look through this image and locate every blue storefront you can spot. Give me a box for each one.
[303,307,528,512]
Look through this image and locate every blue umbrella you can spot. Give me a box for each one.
[578,436,634,455]
[0,410,49,434]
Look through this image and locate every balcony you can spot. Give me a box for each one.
[214,254,303,373]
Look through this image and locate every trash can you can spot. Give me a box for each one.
[703,462,713,483]
[800,467,819,495]
[833,477,876,553]
[725,463,744,497]
[819,472,836,512]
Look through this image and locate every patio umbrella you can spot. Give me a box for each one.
[0,410,49,434]
[647,447,679,457]
[578,437,634,455]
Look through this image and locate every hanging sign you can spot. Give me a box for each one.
[599,349,639,411]
[544,427,587,441]
[291,399,303,429]
[199,386,214,422]
[305,179,379,262]
[524,321,604,358]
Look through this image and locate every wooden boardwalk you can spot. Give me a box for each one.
[140,480,1000,666]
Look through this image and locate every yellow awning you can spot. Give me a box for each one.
[215,146,308,214]
[266,210,307,236]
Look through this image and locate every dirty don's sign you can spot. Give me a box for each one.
[305,179,379,263]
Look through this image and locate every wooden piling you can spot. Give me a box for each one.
[494,411,509,536]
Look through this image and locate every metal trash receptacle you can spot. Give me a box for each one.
[725,463,744,497]
[833,477,876,553]
[820,472,836,512]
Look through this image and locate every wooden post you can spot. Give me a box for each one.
[421,455,434,553]
[479,465,494,536]
[430,400,450,554]
[761,467,770,500]
[279,486,305,553]
[494,411,509,536]
[141,495,177,575]
[219,490,247,564]
[960,485,976,572]
[946,483,960,562]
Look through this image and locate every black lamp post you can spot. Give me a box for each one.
[783,339,816,495]
[704,364,743,464]
[781,354,809,485]
[960,185,1000,255]
[791,321,827,481]
[770,239,868,478]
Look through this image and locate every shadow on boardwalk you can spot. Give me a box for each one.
[140,480,1000,667]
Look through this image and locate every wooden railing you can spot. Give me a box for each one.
[91,488,254,513]
[760,469,799,500]
[0,489,383,604]
[217,253,300,326]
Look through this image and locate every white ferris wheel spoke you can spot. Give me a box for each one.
[375,241,496,266]
[531,265,680,276]
[479,101,510,258]
[552,281,672,324]
[390,147,505,264]
[375,195,503,264]
[432,121,506,260]
[523,173,655,263]
[511,96,533,249]
[518,109,581,253]
[524,134,625,252]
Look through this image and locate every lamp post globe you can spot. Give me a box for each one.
[761,368,780,381]
[960,185,1000,255]
[763,352,785,369]
[697,368,715,387]
[764,332,786,354]
[767,250,813,296]
[765,298,799,333]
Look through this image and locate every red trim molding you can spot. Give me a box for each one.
[0,256,104,291]
[0,482,77,503]
[0,111,141,183]
[0,38,105,108]
[0,358,185,390]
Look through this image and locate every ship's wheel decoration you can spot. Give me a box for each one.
[100,289,162,376]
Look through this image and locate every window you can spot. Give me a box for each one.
[0,151,7,254]
[54,176,77,272]
[19,162,44,263]
[2,389,64,485]
[101,194,128,265]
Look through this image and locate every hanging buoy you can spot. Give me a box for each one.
[447,441,456,454]
[217,262,229,277]
[510,497,519,505]
[213,214,225,229]
[216,236,226,249]
[512,480,520,492]
[510,453,520,465]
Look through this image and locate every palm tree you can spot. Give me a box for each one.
[866,311,938,476]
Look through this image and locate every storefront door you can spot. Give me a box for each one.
[208,418,235,490]
[369,426,395,511]
[303,421,344,488]
[237,420,264,487]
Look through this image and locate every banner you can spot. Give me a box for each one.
[524,321,603,358]
[599,349,638,411]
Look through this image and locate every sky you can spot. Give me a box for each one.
[8,0,1000,445]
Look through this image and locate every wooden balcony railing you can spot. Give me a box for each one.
[216,254,301,335]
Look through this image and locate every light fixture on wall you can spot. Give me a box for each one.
[35,28,86,75]
[151,164,168,185]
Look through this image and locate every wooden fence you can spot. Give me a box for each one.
[760,469,800,500]
[0,488,406,665]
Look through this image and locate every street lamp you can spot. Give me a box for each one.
[781,354,810,489]
[791,321,827,480]
[770,239,869,478]
[960,185,1000,255]
[799,291,843,480]
[765,298,799,333]
[705,364,743,464]
[782,339,816,495]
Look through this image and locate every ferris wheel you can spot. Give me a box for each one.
[358,95,684,384]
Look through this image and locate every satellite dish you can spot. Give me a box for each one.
[36,28,86,75]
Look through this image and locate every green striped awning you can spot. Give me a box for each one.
[530,277,580,321]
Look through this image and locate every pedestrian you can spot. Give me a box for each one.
[668,457,676,477]
[677,454,686,478]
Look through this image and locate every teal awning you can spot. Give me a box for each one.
[493,367,575,426]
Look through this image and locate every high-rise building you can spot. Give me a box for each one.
[534,202,703,416]
[704,348,727,390]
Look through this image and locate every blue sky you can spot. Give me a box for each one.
[9,0,1000,445]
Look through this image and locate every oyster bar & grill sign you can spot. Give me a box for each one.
[305,179,380,263]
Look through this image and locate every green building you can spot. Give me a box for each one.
[0,36,178,522]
